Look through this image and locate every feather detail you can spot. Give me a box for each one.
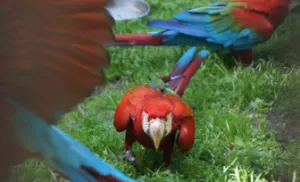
[0,0,115,123]
[0,0,117,180]
[110,0,290,64]
[161,47,210,96]
[5,97,136,182]
[147,20,209,38]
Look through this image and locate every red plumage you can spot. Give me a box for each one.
[231,0,291,38]
[114,84,195,166]
[0,0,114,180]
[113,33,166,45]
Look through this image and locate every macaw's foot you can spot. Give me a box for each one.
[122,150,136,164]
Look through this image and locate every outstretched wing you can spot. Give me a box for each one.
[0,0,115,123]
[0,0,115,179]
[6,97,136,182]
[148,1,273,50]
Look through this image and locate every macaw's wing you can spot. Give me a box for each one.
[114,91,133,132]
[0,0,115,124]
[176,116,195,153]
[6,97,137,182]
[0,0,114,179]
[147,2,273,50]
[164,95,195,153]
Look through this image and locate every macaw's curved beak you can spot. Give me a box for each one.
[149,119,165,150]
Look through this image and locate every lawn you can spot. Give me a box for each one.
[10,0,300,181]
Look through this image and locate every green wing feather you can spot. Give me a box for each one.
[179,1,263,49]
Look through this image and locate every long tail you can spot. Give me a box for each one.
[106,30,217,47]
[5,97,137,182]
[107,32,168,46]
[161,47,210,97]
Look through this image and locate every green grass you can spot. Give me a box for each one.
[10,1,300,181]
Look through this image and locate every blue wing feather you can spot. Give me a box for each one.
[147,20,208,38]
[174,10,219,23]
[5,97,137,182]
[146,3,261,50]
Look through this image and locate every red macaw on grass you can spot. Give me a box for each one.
[0,0,137,181]
[114,47,209,166]
[108,0,300,65]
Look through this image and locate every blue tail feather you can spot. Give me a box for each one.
[171,47,197,75]
[198,49,210,58]
[166,48,210,96]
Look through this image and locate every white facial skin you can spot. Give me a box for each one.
[142,112,172,150]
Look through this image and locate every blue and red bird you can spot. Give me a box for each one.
[110,0,299,65]
[0,0,136,181]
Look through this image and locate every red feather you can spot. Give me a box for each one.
[232,0,290,37]
[232,8,274,38]
[114,84,195,166]
[113,33,167,45]
[0,0,114,179]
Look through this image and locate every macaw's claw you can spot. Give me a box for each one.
[122,150,136,164]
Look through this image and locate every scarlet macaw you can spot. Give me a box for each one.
[114,48,209,166]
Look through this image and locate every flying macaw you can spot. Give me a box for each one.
[113,48,209,166]
[108,0,299,65]
[0,0,136,181]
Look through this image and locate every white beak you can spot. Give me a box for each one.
[149,119,165,150]
[142,112,173,151]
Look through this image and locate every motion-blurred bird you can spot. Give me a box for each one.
[0,0,136,181]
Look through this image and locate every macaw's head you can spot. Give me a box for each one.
[141,99,173,150]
